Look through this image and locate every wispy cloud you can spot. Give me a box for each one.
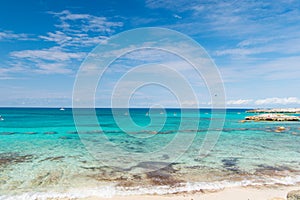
[215,36,300,57]
[49,10,123,33]
[255,97,300,105]
[146,0,300,48]
[0,65,24,79]
[220,55,300,82]
[0,30,33,41]
[5,10,123,75]
[226,97,300,107]
[227,99,253,105]
[9,46,86,74]
[42,10,123,47]
[10,47,85,62]
[40,31,108,47]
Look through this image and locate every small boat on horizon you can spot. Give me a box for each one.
[60,107,65,111]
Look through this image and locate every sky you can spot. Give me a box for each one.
[0,0,300,108]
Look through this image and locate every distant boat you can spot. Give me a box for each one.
[60,107,65,111]
[0,115,4,121]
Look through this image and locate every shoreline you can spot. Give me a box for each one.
[44,185,300,200]
[3,184,299,200]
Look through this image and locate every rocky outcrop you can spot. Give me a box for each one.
[287,190,300,200]
[245,114,300,122]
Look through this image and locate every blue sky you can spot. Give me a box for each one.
[0,0,300,107]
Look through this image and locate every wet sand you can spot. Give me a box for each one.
[49,185,300,200]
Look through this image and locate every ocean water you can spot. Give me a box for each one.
[1,108,300,199]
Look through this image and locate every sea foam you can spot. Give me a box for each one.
[2,175,300,200]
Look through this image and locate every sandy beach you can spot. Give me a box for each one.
[47,185,300,200]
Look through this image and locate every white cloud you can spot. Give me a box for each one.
[39,31,72,44]
[227,99,253,105]
[40,31,109,48]
[146,0,195,11]
[0,65,24,79]
[225,97,300,106]
[173,14,182,19]
[220,55,300,83]
[9,47,86,74]
[255,97,300,105]
[145,0,300,53]
[215,36,300,57]
[55,10,90,20]
[4,10,122,76]
[43,10,122,47]
[10,47,85,62]
[34,62,73,74]
[0,30,32,41]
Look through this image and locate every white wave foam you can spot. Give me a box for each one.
[2,175,300,200]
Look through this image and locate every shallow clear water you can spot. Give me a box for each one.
[1,108,300,199]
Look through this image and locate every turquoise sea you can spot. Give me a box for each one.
[1,108,300,199]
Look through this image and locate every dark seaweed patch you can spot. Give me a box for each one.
[145,165,181,186]
[44,131,57,135]
[135,141,144,145]
[0,132,16,135]
[59,136,72,139]
[158,130,175,134]
[256,164,293,173]
[130,161,174,171]
[146,170,177,185]
[40,156,64,162]
[31,170,63,186]
[81,166,104,171]
[221,158,240,172]
[0,153,33,168]
[222,128,233,133]
[67,131,78,134]
[186,165,202,169]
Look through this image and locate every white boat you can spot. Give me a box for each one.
[60,107,65,111]
[0,115,4,121]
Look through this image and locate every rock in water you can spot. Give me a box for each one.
[287,190,300,200]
